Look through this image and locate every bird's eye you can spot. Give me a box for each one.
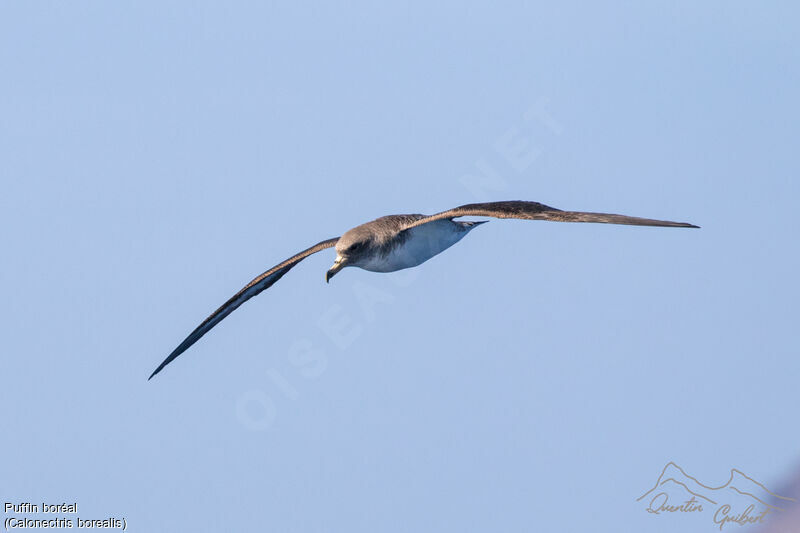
[347,242,365,254]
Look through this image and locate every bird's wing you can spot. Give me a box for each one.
[403,200,699,230]
[149,236,339,380]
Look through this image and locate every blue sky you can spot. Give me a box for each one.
[1,2,798,532]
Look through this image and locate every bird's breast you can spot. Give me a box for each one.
[359,220,470,273]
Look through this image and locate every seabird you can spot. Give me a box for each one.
[149,200,698,379]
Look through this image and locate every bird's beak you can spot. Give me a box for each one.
[326,256,346,283]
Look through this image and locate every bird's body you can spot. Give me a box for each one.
[149,200,698,380]
[340,216,484,273]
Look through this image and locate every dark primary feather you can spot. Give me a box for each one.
[148,237,339,380]
[403,200,699,230]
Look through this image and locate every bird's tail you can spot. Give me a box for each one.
[457,220,489,230]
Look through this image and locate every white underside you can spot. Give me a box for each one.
[358,220,471,273]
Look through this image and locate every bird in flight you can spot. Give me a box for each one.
[149,200,698,379]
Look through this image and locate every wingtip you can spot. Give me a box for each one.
[672,222,700,228]
[148,365,164,381]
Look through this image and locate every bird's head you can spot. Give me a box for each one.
[326,233,371,283]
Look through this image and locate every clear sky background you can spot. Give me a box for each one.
[1,2,798,532]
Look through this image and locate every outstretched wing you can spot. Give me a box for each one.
[404,200,699,230]
[149,237,339,380]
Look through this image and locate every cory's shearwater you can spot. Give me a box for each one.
[149,200,698,379]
